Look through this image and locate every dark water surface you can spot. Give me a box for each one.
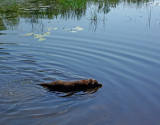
[0,0,160,125]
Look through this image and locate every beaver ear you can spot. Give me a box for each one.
[95,80,98,83]
[88,79,93,84]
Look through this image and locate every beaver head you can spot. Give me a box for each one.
[87,79,102,87]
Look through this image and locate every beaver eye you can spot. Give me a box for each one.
[94,82,97,85]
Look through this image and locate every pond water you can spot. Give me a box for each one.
[0,0,160,124]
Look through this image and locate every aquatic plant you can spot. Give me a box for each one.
[23,26,84,41]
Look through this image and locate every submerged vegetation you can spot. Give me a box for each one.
[0,0,154,31]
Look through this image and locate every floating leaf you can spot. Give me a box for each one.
[70,31,77,33]
[52,28,58,30]
[77,27,84,31]
[34,34,42,38]
[72,27,84,31]
[38,37,46,41]
[23,26,83,41]
[24,32,48,41]
[23,33,34,36]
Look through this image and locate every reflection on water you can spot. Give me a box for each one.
[0,0,152,31]
[0,0,160,125]
[47,87,100,97]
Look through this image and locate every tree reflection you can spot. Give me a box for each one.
[0,0,150,31]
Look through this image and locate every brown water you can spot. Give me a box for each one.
[0,0,160,125]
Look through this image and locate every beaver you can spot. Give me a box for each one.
[38,79,102,92]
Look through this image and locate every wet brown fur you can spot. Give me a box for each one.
[38,79,102,92]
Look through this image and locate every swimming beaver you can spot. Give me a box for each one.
[38,79,102,92]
